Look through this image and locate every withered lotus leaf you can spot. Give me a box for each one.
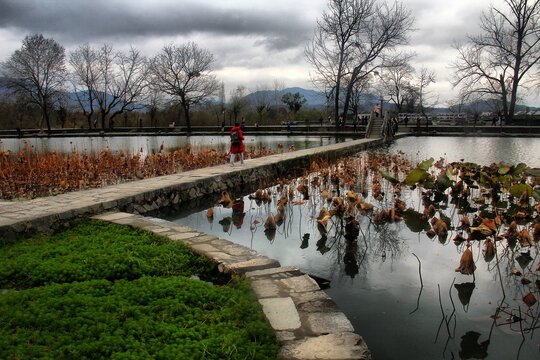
[317,207,330,220]
[523,292,537,307]
[274,213,284,226]
[321,189,332,201]
[518,229,534,247]
[317,214,332,231]
[484,239,495,262]
[455,249,476,275]
[264,215,276,230]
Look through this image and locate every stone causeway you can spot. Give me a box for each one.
[0,137,395,359]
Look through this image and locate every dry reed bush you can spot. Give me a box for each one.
[0,145,277,200]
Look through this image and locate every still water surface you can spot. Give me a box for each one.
[168,137,539,360]
[0,135,347,157]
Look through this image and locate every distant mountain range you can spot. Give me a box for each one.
[1,77,537,114]
[245,86,386,110]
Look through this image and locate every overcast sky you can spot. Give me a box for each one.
[1,0,538,106]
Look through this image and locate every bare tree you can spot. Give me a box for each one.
[341,1,414,123]
[306,0,371,123]
[416,67,436,121]
[69,44,100,129]
[379,53,416,112]
[149,42,219,132]
[229,85,250,123]
[307,0,413,128]
[2,34,66,131]
[452,0,540,122]
[70,44,148,129]
[252,83,271,124]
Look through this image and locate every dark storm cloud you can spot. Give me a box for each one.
[0,0,312,50]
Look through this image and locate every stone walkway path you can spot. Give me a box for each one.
[93,211,371,360]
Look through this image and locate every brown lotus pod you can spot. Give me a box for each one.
[332,197,345,214]
[533,224,540,242]
[518,229,533,247]
[433,219,448,237]
[317,214,332,231]
[264,215,276,230]
[455,248,476,275]
[297,183,305,194]
[219,191,232,206]
[484,239,495,261]
[317,207,330,220]
[206,208,214,218]
[523,293,537,307]
[482,218,497,233]
[461,216,470,228]
[361,202,374,211]
[345,204,356,218]
[321,189,332,201]
[346,190,358,202]
[274,213,284,226]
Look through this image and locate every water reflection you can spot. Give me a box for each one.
[0,134,347,157]
[166,146,539,359]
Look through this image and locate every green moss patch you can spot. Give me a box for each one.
[0,219,279,359]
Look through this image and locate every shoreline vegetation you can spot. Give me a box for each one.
[0,144,289,200]
[0,218,280,359]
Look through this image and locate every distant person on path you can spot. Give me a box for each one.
[319,116,323,126]
[229,122,244,167]
[352,115,357,132]
[404,116,409,127]
[240,118,245,131]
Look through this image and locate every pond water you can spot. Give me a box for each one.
[0,135,348,157]
[166,136,539,360]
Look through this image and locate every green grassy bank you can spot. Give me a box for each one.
[0,218,279,359]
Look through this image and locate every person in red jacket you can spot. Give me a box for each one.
[229,122,245,166]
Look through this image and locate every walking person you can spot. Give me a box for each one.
[229,122,244,166]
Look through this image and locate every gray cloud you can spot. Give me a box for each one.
[0,0,313,51]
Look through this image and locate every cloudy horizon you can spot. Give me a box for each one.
[1,0,538,107]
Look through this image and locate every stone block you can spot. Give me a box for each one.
[92,212,134,222]
[245,266,302,279]
[278,333,371,360]
[279,275,320,293]
[304,312,354,334]
[250,279,281,298]
[190,243,220,254]
[168,232,200,241]
[225,257,280,273]
[258,297,301,331]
